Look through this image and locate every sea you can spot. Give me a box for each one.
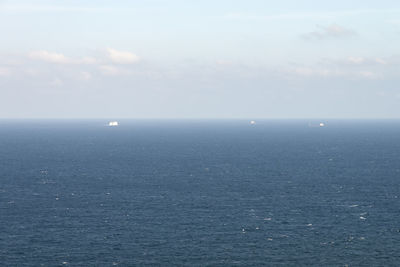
[1,119,400,266]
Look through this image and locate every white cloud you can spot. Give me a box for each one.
[302,24,357,40]
[358,71,380,79]
[286,66,380,80]
[216,60,234,66]
[0,67,11,76]
[28,50,98,64]
[49,78,63,87]
[80,71,92,81]
[106,48,140,64]
[347,57,387,65]
[80,57,98,64]
[99,65,121,76]
[347,57,365,64]
[291,67,340,77]
[24,68,41,77]
[29,50,73,64]
[321,56,389,66]
[375,58,387,65]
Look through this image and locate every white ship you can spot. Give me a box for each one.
[308,122,326,128]
[108,121,119,127]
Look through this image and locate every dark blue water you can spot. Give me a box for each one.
[1,120,400,266]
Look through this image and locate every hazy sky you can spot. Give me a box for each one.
[1,0,400,118]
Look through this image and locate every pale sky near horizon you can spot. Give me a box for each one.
[1,0,400,118]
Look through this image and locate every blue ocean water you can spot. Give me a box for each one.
[1,120,400,266]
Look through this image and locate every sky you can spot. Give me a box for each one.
[1,0,400,119]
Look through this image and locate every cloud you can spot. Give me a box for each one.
[28,49,140,65]
[286,66,380,80]
[302,24,357,40]
[49,78,63,87]
[321,56,390,67]
[29,51,73,64]
[347,57,387,65]
[29,50,98,64]
[0,67,11,76]
[216,60,234,66]
[80,71,92,81]
[290,67,341,77]
[106,48,140,64]
[80,57,98,64]
[358,71,379,79]
[99,65,121,76]
[347,57,365,64]
[98,65,145,76]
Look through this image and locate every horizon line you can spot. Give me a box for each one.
[0,117,400,120]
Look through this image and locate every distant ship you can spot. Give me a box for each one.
[108,121,119,127]
[308,122,326,128]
